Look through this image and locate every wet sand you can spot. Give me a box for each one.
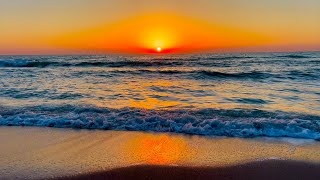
[0,127,320,179]
[62,160,320,180]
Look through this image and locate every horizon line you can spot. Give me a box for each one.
[0,50,319,56]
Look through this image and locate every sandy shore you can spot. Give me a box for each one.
[0,127,320,179]
[62,160,320,180]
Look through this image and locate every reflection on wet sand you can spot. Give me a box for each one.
[125,134,191,165]
[1,127,320,179]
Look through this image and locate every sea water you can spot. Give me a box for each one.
[0,52,319,139]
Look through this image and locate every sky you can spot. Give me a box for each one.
[0,0,319,54]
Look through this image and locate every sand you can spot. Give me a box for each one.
[0,127,320,179]
[63,160,320,180]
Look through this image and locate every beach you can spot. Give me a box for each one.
[64,161,320,180]
[1,127,319,179]
[1,0,320,178]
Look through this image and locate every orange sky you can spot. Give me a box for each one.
[51,13,271,54]
[0,0,319,54]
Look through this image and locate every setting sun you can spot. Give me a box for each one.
[157,47,162,52]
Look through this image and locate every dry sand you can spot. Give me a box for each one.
[0,127,319,179]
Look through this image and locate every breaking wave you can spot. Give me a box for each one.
[0,105,319,140]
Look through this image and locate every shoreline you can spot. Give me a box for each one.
[1,126,320,179]
[60,160,320,180]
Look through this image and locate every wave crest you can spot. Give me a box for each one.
[1,105,319,140]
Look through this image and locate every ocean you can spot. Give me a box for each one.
[0,52,319,139]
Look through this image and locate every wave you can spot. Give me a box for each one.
[107,69,276,80]
[72,69,318,81]
[1,58,316,81]
[0,60,61,68]
[276,55,311,59]
[0,53,315,68]
[198,70,273,79]
[0,60,185,68]
[0,105,319,140]
[204,56,254,60]
[286,70,319,80]
[0,55,258,68]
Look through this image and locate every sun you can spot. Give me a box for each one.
[156,47,162,52]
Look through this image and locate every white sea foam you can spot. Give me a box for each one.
[0,105,319,140]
